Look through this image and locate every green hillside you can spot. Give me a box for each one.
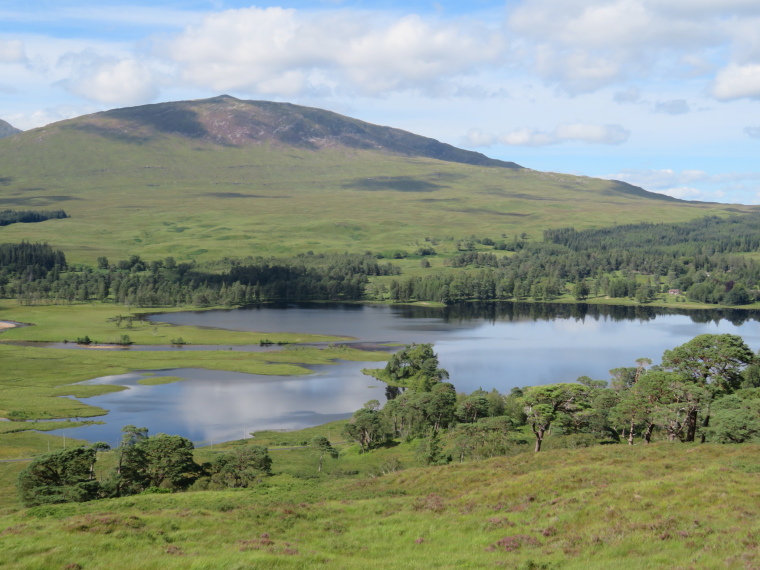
[2,439,759,569]
[0,96,751,264]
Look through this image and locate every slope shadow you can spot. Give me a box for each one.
[68,124,153,145]
[201,192,291,199]
[102,105,210,141]
[346,176,445,193]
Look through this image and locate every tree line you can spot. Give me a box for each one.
[544,213,760,255]
[0,242,67,280]
[378,215,760,305]
[0,209,68,227]
[1,249,400,307]
[5,213,760,308]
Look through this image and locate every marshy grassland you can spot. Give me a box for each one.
[0,297,385,419]
[0,341,388,420]
[0,300,348,345]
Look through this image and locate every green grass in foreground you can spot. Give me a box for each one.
[1,442,759,569]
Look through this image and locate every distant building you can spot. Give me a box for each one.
[668,289,681,295]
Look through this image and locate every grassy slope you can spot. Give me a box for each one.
[1,442,759,569]
[0,121,752,264]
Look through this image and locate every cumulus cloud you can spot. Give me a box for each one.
[17,1,760,108]
[464,123,630,147]
[4,104,99,130]
[745,126,760,138]
[161,7,506,97]
[712,63,760,100]
[56,49,159,105]
[508,0,711,93]
[653,99,690,114]
[602,168,760,203]
[507,0,760,96]
[606,168,760,187]
[657,186,724,201]
[0,39,26,64]
[498,128,557,146]
[464,128,497,147]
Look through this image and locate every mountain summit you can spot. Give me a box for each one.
[0,119,21,139]
[80,95,521,169]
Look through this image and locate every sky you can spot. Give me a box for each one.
[2,0,760,204]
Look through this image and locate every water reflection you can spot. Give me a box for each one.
[149,303,760,389]
[148,301,760,335]
[51,302,760,445]
[56,362,385,446]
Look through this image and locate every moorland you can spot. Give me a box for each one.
[2,96,760,568]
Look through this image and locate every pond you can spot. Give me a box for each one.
[52,302,760,446]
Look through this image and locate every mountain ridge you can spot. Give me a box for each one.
[65,95,523,170]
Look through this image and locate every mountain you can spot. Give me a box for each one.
[0,96,752,264]
[0,119,20,139]
[91,95,522,169]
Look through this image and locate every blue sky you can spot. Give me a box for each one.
[2,0,760,203]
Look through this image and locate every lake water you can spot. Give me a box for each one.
[52,302,760,446]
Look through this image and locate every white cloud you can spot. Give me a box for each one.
[162,7,506,97]
[464,122,630,147]
[653,99,690,114]
[3,104,99,130]
[533,46,623,93]
[464,128,496,147]
[657,186,722,201]
[507,0,760,96]
[745,126,760,139]
[500,127,557,146]
[602,168,760,203]
[56,49,159,105]
[605,168,760,187]
[0,39,26,64]
[712,63,760,100]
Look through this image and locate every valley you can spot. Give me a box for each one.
[2,96,760,569]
